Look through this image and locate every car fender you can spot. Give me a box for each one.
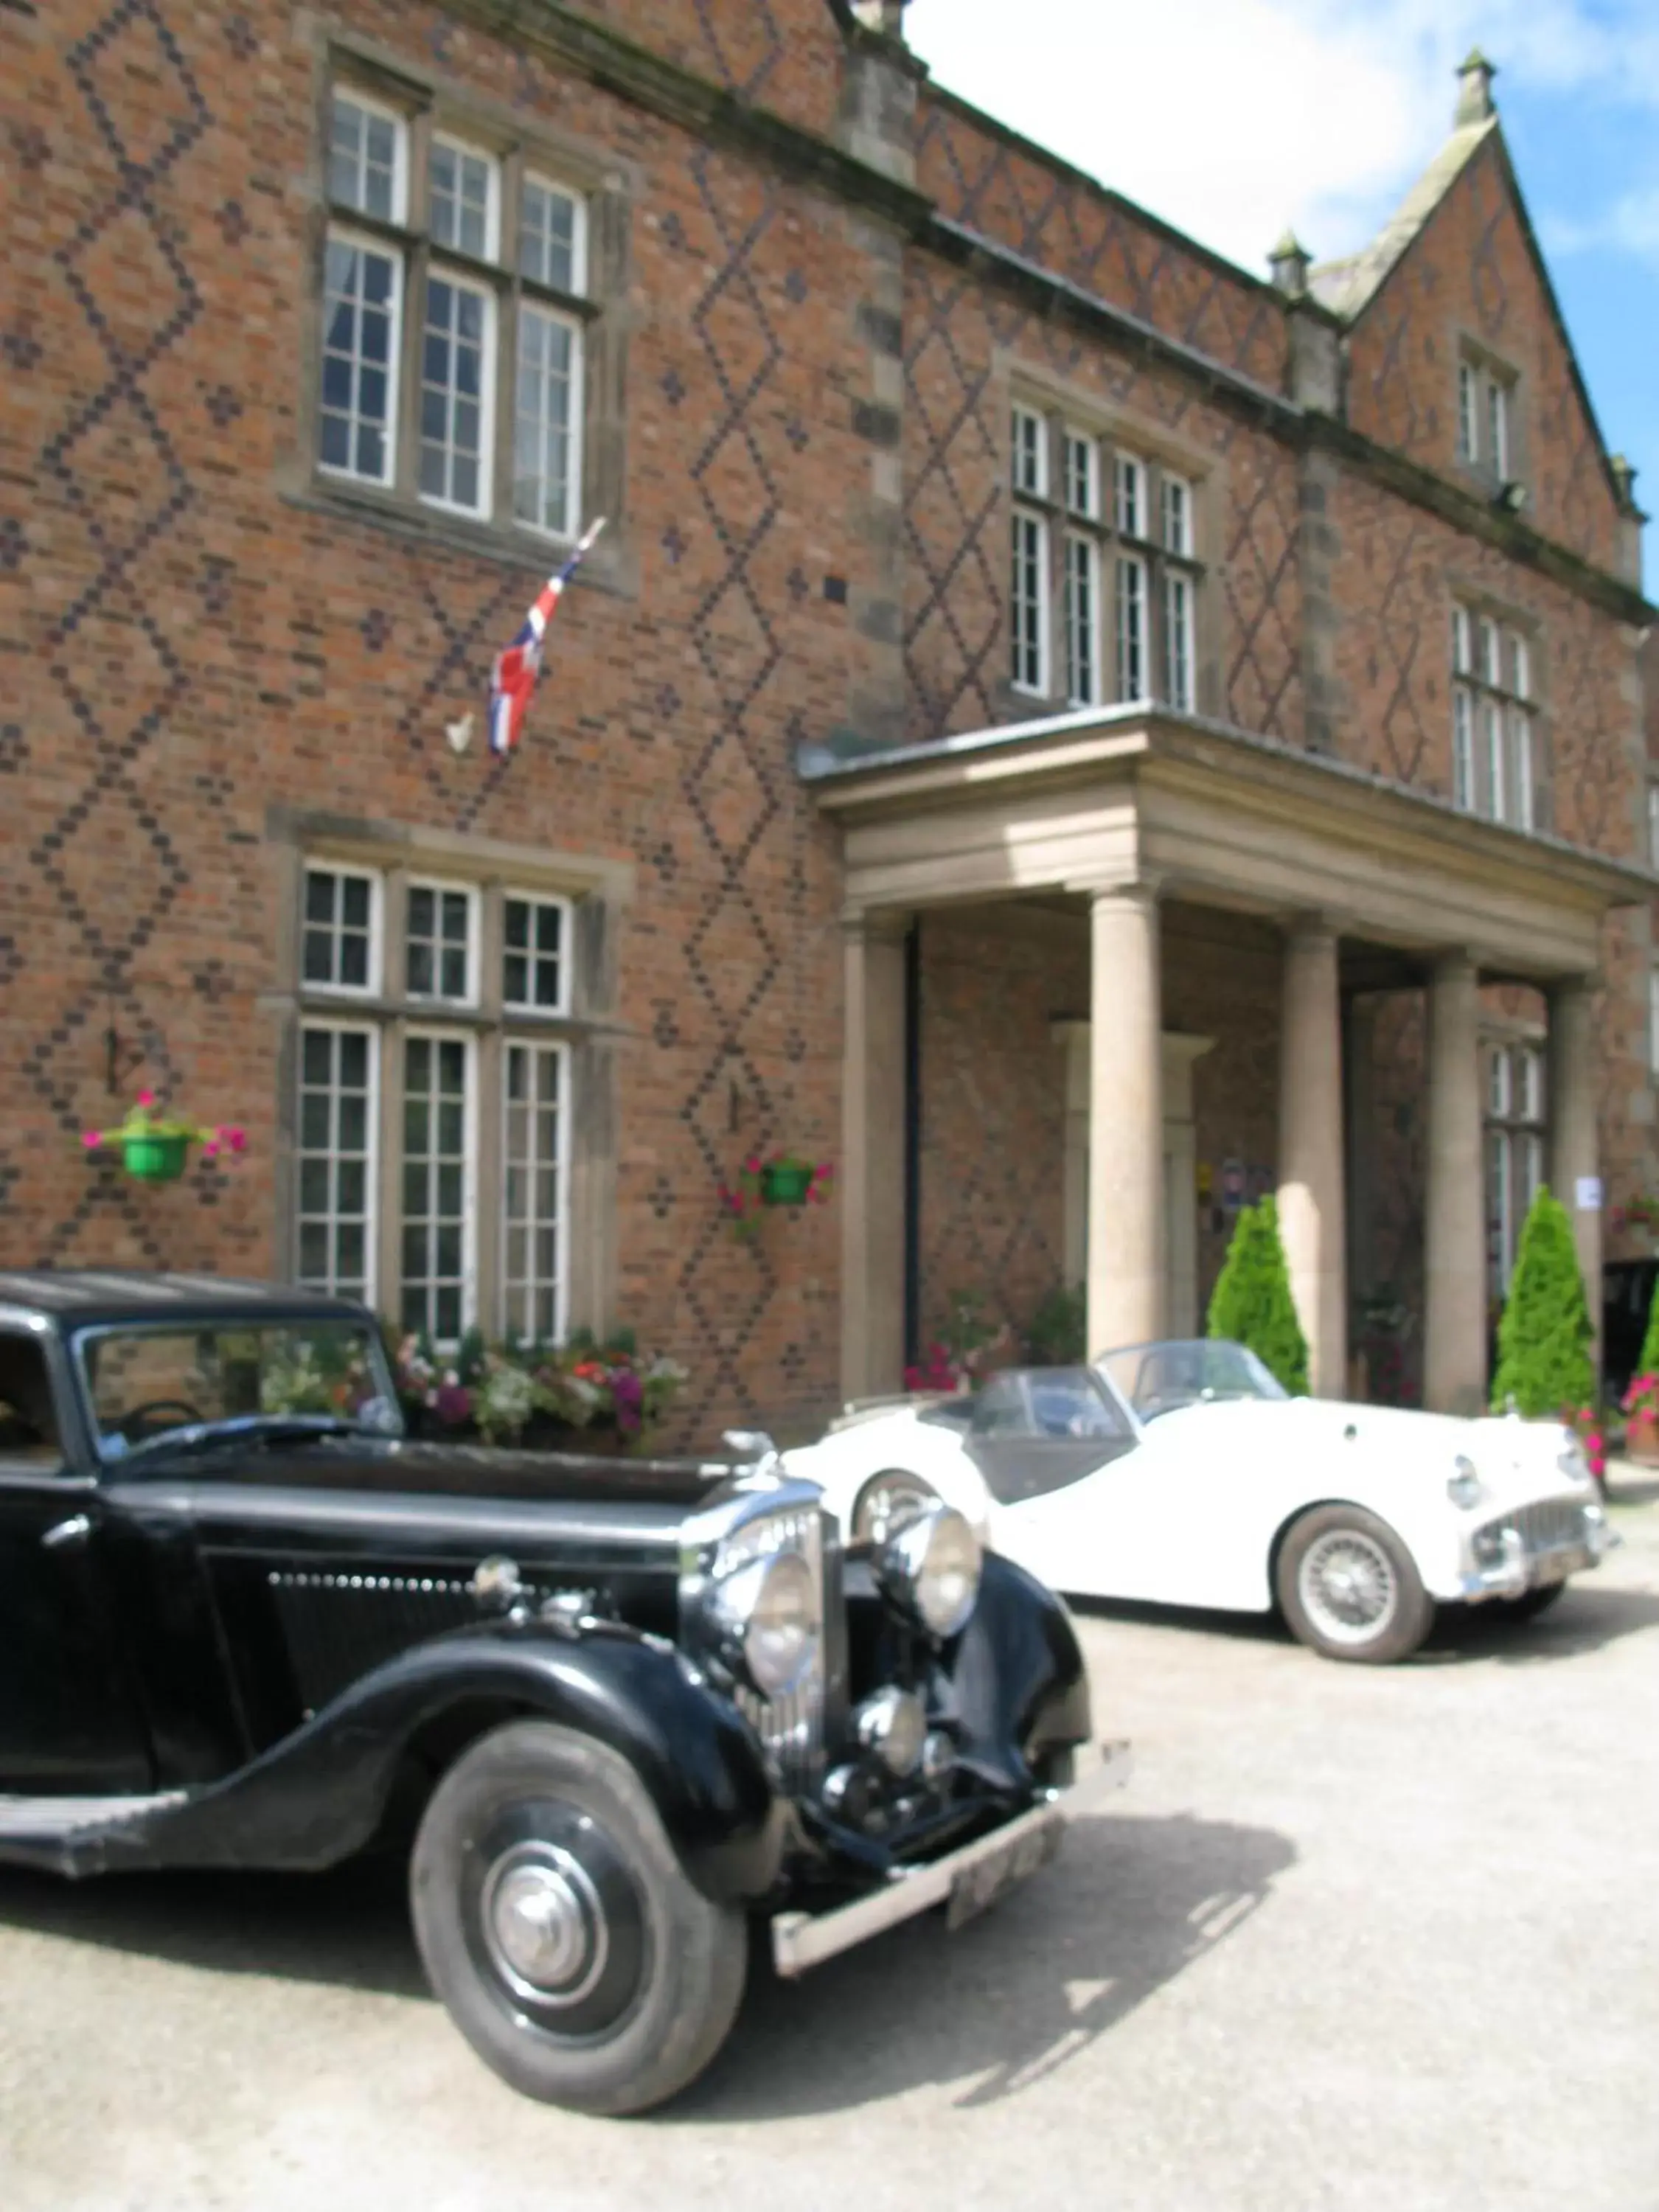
[787,1415,992,1540]
[74,1624,785,1901]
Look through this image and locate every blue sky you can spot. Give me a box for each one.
[906,0,1658,594]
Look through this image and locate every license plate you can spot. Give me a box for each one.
[945,1812,1065,1932]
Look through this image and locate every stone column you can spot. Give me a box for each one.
[1548,975,1602,1377]
[841,911,909,1401]
[1278,919,1347,1395]
[1086,883,1164,1355]
[1424,952,1487,1414]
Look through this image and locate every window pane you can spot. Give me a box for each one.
[403,1034,471,1343]
[1488,380,1509,479]
[1483,700,1503,821]
[1161,475,1192,558]
[1457,362,1477,464]
[502,897,565,1012]
[407,885,473,1004]
[1115,556,1146,703]
[1508,633,1530,700]
[1489,1048,1511,1119]
[1164,570,1194,712]
[1011,405,1046,498]
[1510,708,1534,832]
[330,94,403,223]
[520,175,580,293]
[420,278,492,515]
[1452,605,1472,674]
[1009,511,1047,695]
[1063,535,1098,707]
[513,305,579,539]
[501,1042,568,1343]
[296,1026,376,1300]
[1113,454,1145,539]
[1062,432,1096,520]
[430,140,495,260]
[1478,619,1498,686]
[319,238,400,485]
[1648,785,1659,870]
[301,866,376,992]
[1452,688,1474,812]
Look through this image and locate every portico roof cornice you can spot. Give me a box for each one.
[799,706,1655,974]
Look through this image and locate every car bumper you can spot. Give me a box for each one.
[770,1738,1132,1978]
[1458,1498,1618,1603]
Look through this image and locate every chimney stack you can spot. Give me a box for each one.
[1268,230,1312,299]
[1455,48,1498,127]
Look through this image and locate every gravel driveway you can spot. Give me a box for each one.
[4,1480,1657,2212]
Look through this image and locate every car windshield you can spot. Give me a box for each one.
[1096,1339,1289,1422]
[77,1319,403,1460]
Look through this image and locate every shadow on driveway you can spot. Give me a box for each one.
[1065,1577,1659,1667]
[0,1809,1294,2118]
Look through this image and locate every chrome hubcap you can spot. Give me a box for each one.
[481,1841,608,2007]
[1298,1530,1397,1646]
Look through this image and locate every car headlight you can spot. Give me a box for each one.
[874,1501,982,1640]
[710,1547,818,1696]
[852,1470,939,1545]
[1447,1455,1484,1509]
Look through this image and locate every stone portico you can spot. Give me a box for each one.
[810,708,1650,1416]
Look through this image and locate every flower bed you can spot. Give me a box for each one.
[392,1326,689,1453]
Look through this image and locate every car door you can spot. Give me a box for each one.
[0,1322,153,1793]
[970,1369,1167,1602]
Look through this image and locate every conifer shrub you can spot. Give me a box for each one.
[1489,1185,1594,1418]
[1206,1194,1310,1395]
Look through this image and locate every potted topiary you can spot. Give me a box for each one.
[1206,1193,1310,1396]
[1490,1186,1605,1491]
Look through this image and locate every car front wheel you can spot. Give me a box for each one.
[410,1719,747,2115]
[1276,1505,1433,1664]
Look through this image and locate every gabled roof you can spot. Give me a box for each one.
[1308,116,1498,321]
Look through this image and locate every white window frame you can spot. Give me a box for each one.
[417,272,496,520]
[1164,568,1194,712]
[1115,554,1147,704]
[1062,533,1100,709]
[1161,473,1193,560]
[428,133,501,262]
[328,89,409,226]
[1650,967,1659,1079]
[1482,698,1505,823]
[1648,785,1659,871]
[1010,507,1049,698]
[1452,687,1475,813]
[513,299,585,544]
[1011,403,1047,500]
[501,888,574,1017]
[1062,429,1099,521]
[1457,361,1478,465]
[400,1026,480,1346]
[406,878,482,1009]
[301,863,383,998]
[1114,453,1147,540]
[295,1018,381,1307]
[318,229,404,490]
[501,1037,572,1345]
[1488,379,1510,481]
[520,172,588,296]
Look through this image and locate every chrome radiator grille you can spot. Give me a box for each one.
[729,1506,828,1795]
[1509,1497,1590,1555]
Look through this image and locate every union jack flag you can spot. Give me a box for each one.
[486,515,608,758]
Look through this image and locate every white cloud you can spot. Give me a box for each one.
[902,0,1659,280]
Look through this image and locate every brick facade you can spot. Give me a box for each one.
[1,0,1649,1426]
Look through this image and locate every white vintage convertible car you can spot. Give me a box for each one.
[784,1339,1615,1664]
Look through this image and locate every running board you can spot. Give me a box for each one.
[0,1790,189,1876]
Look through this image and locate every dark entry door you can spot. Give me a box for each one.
[0,1327,151,1793]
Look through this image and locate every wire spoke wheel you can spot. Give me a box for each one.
[1277,1506,1433,1663]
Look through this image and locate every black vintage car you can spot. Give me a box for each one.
[0,1273,1123,2115]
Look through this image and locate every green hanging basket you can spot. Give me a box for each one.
[760,1161,815,1206]
[120,1133,192,1183]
